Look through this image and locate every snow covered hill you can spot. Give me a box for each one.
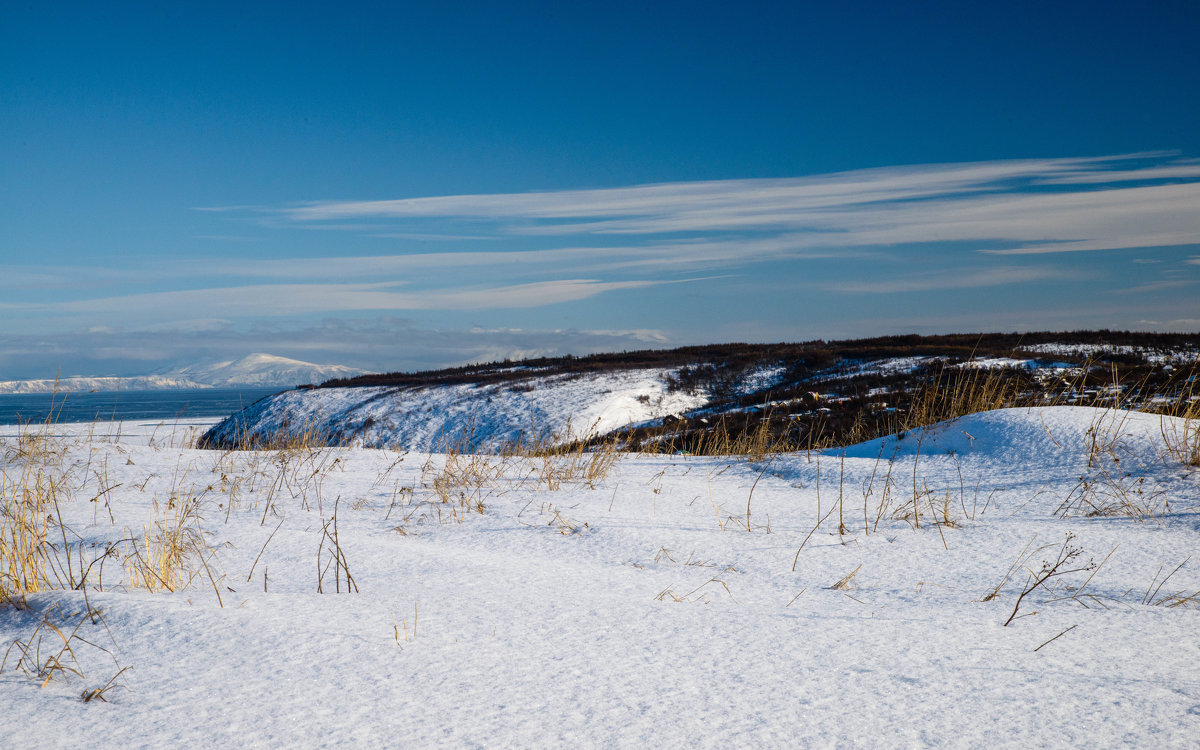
[199,336,1200,452]
[202,367,711,450]
[0,354,366,393]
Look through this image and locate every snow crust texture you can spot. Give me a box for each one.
[1,406,1199,748]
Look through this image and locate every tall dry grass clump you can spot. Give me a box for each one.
[634,363,1036,460]
[640,412,791,459]
[1163,407,1200,468]
[895,365,1023,438]
[1,423,72,607]
[1,461,59,603]
[123,492,210,592]
[509,438,624,490]
[201,412,339,452]
[1151,367,1200,468]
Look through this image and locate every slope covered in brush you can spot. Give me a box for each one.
[201,331,1200,452]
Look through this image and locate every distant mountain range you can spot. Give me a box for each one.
[0,354,367,394]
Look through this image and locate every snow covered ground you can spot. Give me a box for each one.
[1020,343,1200,365]
[816,355,941,380]
[2,406,1199,747]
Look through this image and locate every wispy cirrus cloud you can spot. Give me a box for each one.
[3,278,692,319]
[179,154,1200,321]
[829,266,1068,294]
[0,235,851,293]
[1035,160,1200,185]
[1113,279,1198,295]
[271,155,1130,222]
[238,153,1200,262]
[11,154,1197,377]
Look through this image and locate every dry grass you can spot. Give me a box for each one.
[392,603,418,647]
[654,575,736,604]
[317,497,358,593]
[378,431,623,533]
[523,502,587,535]
[1,421,80,607]
[1,461,60,604]
[2,610,89,685]
[638,365,1030,460]
[1140,559,1200,608]
[640,411,791,459]
[123,490,213,593]
[828,565,862,591]
[1,601,126,700]
[1158,399,1200,468]
[1054,409,1173,521]
[787,365,1195,560]
[210,414,338,452]
[895,365,1024,439]
[982,538,1039,603]
[1002,533,1095,626]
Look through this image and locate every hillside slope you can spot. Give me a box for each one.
[201,368,711,450]
[201,332,1200,452]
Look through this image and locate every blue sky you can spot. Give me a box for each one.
[2,1,1199,378]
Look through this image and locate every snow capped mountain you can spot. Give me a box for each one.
[171,353,365,388]
[0,354,366,393]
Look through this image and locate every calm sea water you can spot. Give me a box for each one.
[0,388,281,425]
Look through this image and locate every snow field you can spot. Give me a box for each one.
[1,407,1199,747]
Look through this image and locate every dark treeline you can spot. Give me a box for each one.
[314,331,1200,391]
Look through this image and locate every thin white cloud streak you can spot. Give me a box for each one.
[368,232,500,241]
[829,266,1066,294]
[982,233,1200,256]
[1,235,854,292]
[510,180,1200,249]
[7,279,689,318]
[212,236,851,277]
[278,156,1121,221]
[247,155,1200,258]
[1113,279,1197,295]
[1036,161,1200,184]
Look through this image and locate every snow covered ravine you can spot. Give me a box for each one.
[2,406,1199,747]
